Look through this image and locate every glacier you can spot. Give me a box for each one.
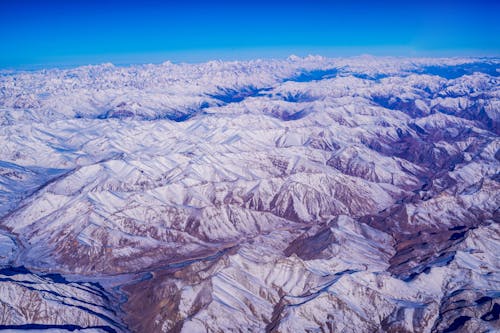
[0,55,499,332]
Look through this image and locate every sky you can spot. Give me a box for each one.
[0,0,499,69]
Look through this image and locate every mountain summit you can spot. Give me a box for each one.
[0,56,499,332]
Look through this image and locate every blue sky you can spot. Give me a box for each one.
[0,0,499,68]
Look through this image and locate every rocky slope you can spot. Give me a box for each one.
[0,56,498,332]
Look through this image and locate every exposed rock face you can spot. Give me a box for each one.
[0,56,498,332]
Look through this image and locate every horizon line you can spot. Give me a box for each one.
[1,50,499,72]
[0,46,500,71]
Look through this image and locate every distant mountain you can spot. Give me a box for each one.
[0,56,499,333]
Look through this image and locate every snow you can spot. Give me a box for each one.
[0,56,498,332]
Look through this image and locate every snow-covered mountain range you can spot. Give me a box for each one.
[0,56,499,332]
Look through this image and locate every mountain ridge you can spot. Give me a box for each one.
[0,56,498,332]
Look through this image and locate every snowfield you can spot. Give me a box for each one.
[0,56,499,332]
